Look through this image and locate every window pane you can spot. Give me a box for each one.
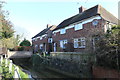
[74,42,78,48]
[60,40,67,48]
[81,37,85,41]
[75,23,83,31]
[78,39,81,41]
[60,28,66,34]
[74,37,86,48]
[74,39,78,48]
[60,41,63,48]
[78,42,81,47]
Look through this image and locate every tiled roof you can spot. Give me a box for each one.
[32,26,51,39]
[54,5,118,31]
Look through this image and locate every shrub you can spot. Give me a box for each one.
[18,46,24,51]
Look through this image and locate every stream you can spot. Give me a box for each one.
[11,58,72,80]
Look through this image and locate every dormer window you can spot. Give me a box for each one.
[40,37,42,40]
[60,28,66,34]
[75,23,83,31]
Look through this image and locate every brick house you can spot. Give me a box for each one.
[52,5,118,52]
[32,24,56,53]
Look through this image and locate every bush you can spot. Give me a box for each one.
[20,39,31,46]
[95,25,120,70]
[18,46,24,51]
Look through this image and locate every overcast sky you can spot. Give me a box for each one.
[2,0,119,41]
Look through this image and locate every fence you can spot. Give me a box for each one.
[0,55,28,79]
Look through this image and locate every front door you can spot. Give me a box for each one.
[54,43,56,52]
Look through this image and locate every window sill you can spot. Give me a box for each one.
[60,33,66,35]
[74,46,85,49]
[74,29,83,31]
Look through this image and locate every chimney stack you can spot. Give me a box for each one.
[79,6,86,13]
[47,24,51,28]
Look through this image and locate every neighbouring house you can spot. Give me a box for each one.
[52,5,118,52]
[32,24,56,53]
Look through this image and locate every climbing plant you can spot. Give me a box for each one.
[95,25,120,70]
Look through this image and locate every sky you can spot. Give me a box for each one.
[1,0,119,41]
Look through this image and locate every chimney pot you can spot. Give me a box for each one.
[79,6,86,13]
[47,24,51,28]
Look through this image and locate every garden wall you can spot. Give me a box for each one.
[37,52,95,78]
[7,50,33,58]
[93,66,120,78]
[50,52,94,62]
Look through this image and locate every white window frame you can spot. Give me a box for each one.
[35,38,37,41]
[40,37,42,40]
[74,37,86,48]
[53,32,56,36]
[35,45,38,49]
[48,38,53,43]
[60,40,67,49]
[40,44,43,49]
[60,28,66,34]
[74,23,83,31]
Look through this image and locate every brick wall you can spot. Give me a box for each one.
[32,37,48,52]
[52,19,105,52]
[50,52,94,62]
[93,66,120,78]
[32,18,106,52]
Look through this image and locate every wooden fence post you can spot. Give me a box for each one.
[14,66,19,78]
[5,58,8,67]
[9,60,12,73]
[0,55,3,64]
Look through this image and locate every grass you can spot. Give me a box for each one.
[0,58,29,79]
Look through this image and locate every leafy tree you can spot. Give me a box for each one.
[95,25,120,70]
[20,38,31,46]
[0,1,14,53]
[1,20,14,39]
[12,34,21,47]
[4,34,21,49]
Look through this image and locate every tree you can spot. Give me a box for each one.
[12,34,21,47]
[20,39,31,46]
[95,25,120,70]
[0,1,14,54]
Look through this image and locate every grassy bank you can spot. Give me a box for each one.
[0,58,29,79]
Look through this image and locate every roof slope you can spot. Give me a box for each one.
[32,26,51,39]
[54,5,118,31]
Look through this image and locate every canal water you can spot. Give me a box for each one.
[11,58,72,79]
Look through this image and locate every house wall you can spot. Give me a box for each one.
[32,37,48,52]
[52,16,105,52]
[32,16,116,53]
[32,25,57,53]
